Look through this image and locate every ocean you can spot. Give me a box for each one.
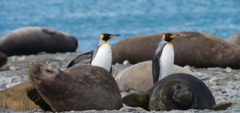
[0,0,240,51]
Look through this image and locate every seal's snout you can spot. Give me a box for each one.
[29,62,44,78]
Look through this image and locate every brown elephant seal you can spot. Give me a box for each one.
[226,32,240,46]
[28,62,122,112]
[114,61,194,92]
[122,73,231,111]
[0,27,78,56]
[0,81,50,111]
[112,32,240,69]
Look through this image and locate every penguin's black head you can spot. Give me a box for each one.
[100,33,120,41]
[162,33,177,42]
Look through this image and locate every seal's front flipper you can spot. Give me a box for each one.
[26,87,52,111]
[122,92,149,110]
[213,102,232,110]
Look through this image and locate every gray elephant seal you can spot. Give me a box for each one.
[28,62,122,112]
[0,27,78,56]
[0,81,44,111]
[122,73,232,111]
[112,32,240,69]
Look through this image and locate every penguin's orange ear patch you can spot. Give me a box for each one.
[162,34,166,40]
[100,34,104,40]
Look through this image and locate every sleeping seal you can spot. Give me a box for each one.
[112,32,240,69]
[28,62,122,112]
[0,27,78,56]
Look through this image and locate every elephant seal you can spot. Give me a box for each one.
[226,32,240,46]
[0,81,50,111]
[0,27,78,56]
[122,73,231,111]
[28,62,122,112]
[112,32,240,69]
[114,61,194,92]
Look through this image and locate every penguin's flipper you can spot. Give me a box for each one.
[152,40,166,84]
[67,50,94,68]
[152,53,160,84]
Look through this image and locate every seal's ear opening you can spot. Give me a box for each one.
[122,92,149,110]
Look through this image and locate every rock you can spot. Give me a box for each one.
[211,86,221,91]
[226,67,232,73]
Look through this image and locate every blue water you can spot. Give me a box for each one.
[0,0,240,51]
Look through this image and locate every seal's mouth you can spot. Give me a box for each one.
[173,90,193,108]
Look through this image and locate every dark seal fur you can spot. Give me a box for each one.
[0,27,78,56]
[0,48,7,68]
[28,62,122,112]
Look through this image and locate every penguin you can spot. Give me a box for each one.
[67,33,120,72]
[152,33,176,83]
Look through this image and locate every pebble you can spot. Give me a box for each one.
[226,67,232,73]
[234,74,240,80]
[211,86,221,91]
[11,77,22,83]
[183,65,191,71]
[123,60,131,65]
[9,66,19,71]
[209,76,218,83]
[17,56,26,61]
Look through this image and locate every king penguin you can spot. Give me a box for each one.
[67,33,120,72]
[152,33,176,83]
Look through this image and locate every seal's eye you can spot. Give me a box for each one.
[175,85,181,90]
[46,69,54,74]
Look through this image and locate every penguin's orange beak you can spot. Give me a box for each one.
[109,34,120,38]
[170,35,177,39]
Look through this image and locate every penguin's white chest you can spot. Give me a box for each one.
[91,44,112,72]
[159,43,174,80]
